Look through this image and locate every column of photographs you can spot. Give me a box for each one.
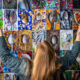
[0,0,80,80]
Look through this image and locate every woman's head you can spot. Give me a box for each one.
[31,40,62,80]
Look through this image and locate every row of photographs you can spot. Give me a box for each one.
[0,9,80,30]
[3,30,76,51]
[0,71,79,80]
[0,0,80,9]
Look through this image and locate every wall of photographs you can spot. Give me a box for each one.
[0,0,80,80]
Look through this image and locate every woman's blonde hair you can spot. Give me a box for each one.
[30,40,62,80]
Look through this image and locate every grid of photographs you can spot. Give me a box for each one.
[0,0,80,79]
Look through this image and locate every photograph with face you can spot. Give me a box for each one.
[3,0,17,9]
[60,10,73,29]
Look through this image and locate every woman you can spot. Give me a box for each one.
[0,26,80,80]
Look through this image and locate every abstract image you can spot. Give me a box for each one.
[0,10,3,29]
[18,9,32,30]
[18,0,32,9]
[0,0,2,9]
[46,0,60,9]
[4,31,19,51]
[32,30,46,50]
[46,9,60,30]
[73,10,80,30]
[19,30,32,51]
[32,9,46,30]
[32,0,46,9]
[60,30,73,50]
[60,10,73,29]
[3,0,17,9]
[18,51,32,59]
[60,0,73,9]
[4,10,17,31]
[47,30,60,50]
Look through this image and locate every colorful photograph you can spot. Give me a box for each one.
[4,31,19,51]
[4,73,17,80]
[18,0,32,9]
[32,30,46,50]
[0,10,3,29]
[73,10,80,30]
[47,30,60,50]
[3,0,17,9]
[32,9,46,30]
[72,71,80,80]
[18,51,32,59]
[19,30,32,51]
[0,0,2,9]
[18,9,32,30]
[63,71,72,80]
[46,0,60,9]
[4,10,17,31]
[60,0,73,9]
[32,0,46,9]
[60,30,73,50]
[0,74,4,80]
[46,9,60,30]
[60,10,73,29]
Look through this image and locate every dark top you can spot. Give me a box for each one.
[0,36,80,80]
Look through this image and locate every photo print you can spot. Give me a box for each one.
[3,0,17,9]
[4,31,19,51]
[0,74,4,80]
[46,0,60,9]
[32,30,46,50]
[4,10,17,31]
[47,30,60,50]
[0,10,3,29]
[32,0,46,9]
[18,51,32,59]
[0,58,3,73]
[73,10,80,30]
[0,0,2,9]
[19,30,32,51]
[60,10,73,29]
[46,9,60,30]
[18,0,32,9]
[60,0,73,9]
[60,30,73,50]
[32,9,46,30]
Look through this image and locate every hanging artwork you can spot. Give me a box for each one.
[0,10,3,29]
[18,0,32,9]
[60,0,73,9]
[0,58,3,73]
[18,51,32,59]
[63,71,72,80]
[46,0,60,9]
[73,10,80,30]
[18,9,32,30]
[0,0,2,9]
[73,0,80,9]
[32,9,46,30]
[4,10,17,31]
[4,73,17,80]
[19,30,32,51]
[3,0,17,9]
[47,30,60,50]
[46,9,60,30]
[0,74,4,80]
[55,50,60,57]
[60,10,73,29]
[60,30,73,50]
[32,30,46,50]
[4,31,19,51]
[3,51,18,72]
[73,30,77,42]
[32,0,46,9]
